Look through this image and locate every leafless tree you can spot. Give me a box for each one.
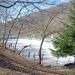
[38,11,63,64]
[0,0,68,65]
[26,4,69,64]
[14,19,24,52]
[0,0,55,47]
[2,8,8,47]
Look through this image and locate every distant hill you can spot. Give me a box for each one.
[0,3,70,39]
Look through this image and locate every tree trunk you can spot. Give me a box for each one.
[73,55,75,63]
[39,36,45,64]
[5,7,23,47]
[3,8,7,47]
[14,23,23,52]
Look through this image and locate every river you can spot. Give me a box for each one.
[5,38,74,66]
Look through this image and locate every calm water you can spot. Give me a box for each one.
[6,38,74,66]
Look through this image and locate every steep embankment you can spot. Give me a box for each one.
[0,45,61,75]
[0,67,29,75]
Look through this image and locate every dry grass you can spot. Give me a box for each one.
[0,67,30,75]
[0,45,60,75]
[0,45,75,75]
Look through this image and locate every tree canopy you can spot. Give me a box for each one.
[52,0,75,57]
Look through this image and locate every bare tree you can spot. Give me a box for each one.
[38,12,63,64]
[27,4,68,64]
[4,6,25,47]
[0,0,68,65]
[2,8,8,47]
[14,20,23,52]
[0,0,48,47]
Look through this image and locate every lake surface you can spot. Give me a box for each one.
[5,38,74,66]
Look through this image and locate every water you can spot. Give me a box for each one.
[5,38,74,66]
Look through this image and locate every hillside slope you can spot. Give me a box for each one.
[0,67,29,75]
[1,46,75,75]
[0,45,61,75]
[0,3,70,38]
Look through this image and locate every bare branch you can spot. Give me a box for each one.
[5,6,25,46]
[0,1,43,8]
[2,8,8,47]
[19,45,31,54]
[14,22,23,52]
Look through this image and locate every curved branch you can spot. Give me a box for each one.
[0,1,42,8]
[5,6,24,46]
